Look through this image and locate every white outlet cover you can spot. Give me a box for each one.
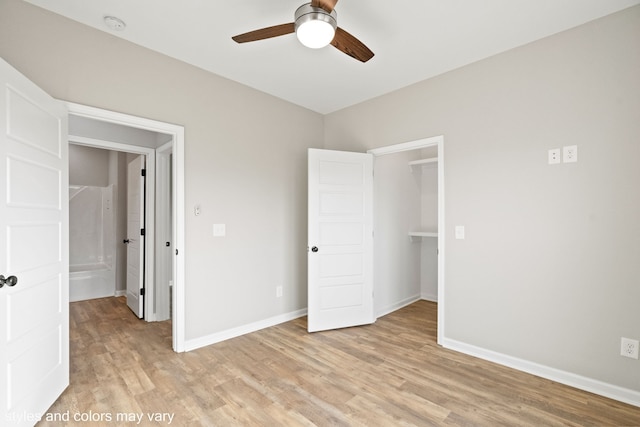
[213,223,226,237]
[621,337,639,359]
[455,226,465,240]
[548,148,561,165]
[563,145,578,163]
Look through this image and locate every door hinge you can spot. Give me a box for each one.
[140,288,145,296]
[140,228,145,236]
[141,169,146,177]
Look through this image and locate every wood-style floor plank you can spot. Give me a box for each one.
[37,297,640,426]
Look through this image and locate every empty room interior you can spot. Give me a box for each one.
[1,0,639,425]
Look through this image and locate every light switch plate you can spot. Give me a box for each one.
[213,224,226,237]
[455,226,465,240]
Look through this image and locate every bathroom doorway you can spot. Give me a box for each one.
[66,102,185,351]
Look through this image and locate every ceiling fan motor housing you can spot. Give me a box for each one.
[295,3,338,48]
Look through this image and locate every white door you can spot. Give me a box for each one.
[126,155,145,318]
[0,58,69,425]
[307,149,374,332]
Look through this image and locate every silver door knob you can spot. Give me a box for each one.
[0,275,18,288]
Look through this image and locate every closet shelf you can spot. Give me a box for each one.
[409,231,438,241]
[408,157,438,168]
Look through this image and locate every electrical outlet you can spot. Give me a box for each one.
[548,148,561,165]
[563,145,578,163]
[276,286,283,298]
[621,337,639,359]
[213,223,226,237]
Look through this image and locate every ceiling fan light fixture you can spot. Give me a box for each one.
[294,4,337,49]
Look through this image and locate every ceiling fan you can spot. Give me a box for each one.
[231,0,374,63]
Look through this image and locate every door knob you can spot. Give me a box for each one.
[0,275,18,288]
[311,246,319,253]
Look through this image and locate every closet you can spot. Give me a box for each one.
[408,148,438,302]
[372,144,439,316]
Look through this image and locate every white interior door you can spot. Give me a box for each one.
[307,148,374,332]
[126,155,145,318]
[0,58,69,425]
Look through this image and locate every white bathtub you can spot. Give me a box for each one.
[69,263,115,302]
[69,184,116,302]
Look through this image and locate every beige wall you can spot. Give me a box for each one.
[68,144,110,187]
[0,0,324,340]
[325,6,640,392]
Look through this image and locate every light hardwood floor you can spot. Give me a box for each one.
[38,297,640,426]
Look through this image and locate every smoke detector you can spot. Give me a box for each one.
[104,16,126,31]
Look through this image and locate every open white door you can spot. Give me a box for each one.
[0,58,69,425]
[125,155,145,318]
[308,149,374,332]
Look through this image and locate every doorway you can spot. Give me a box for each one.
[68,144,153,316]
[367,136,445,345]
[66,102,186,352]
[306,137,444,340]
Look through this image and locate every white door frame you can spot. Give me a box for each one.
[65,102,186,352]
[367,135,445,345]
[155,141,172,321]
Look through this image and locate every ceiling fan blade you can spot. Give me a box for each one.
[311,0,339,13]
[232,23,295,43]
[331,27,374,63]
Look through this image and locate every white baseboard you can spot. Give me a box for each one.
[442,337,640,408]
[186,295,425,352]
[183,299,639,407]
[421,293,438,303]
[115,290,126,297]
[376,295,421,318]
[184,308,307,352]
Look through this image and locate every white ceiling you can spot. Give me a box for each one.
[24,0,640,114]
